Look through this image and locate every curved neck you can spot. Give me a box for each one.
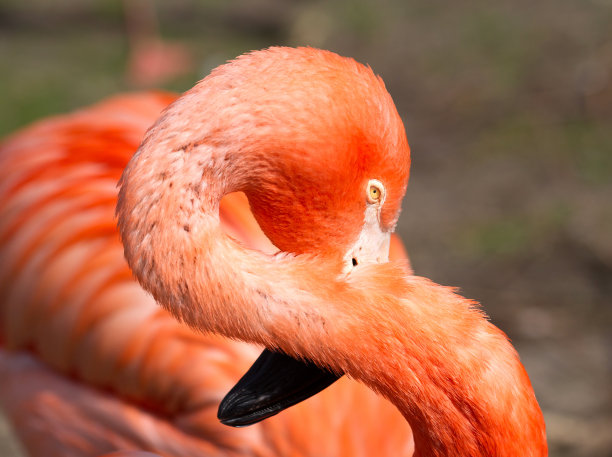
[117,118,547,457]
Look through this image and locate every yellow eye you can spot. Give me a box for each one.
[366,179,385,204]
[369,186,380,200]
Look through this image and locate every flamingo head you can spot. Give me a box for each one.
[120,46,411,297]
[180,47,411,271]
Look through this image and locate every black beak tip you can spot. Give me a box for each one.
[217,389,276,427]
[217,349,342,428]
[217,394,244,426]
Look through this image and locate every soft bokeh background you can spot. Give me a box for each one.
[1,1,611,456]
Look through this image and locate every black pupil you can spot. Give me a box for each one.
[352,258,358,266]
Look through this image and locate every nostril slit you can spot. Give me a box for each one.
[352,258,358,267]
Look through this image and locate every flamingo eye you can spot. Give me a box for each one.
[366,179,385,204]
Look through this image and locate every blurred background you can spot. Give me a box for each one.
[0,0,610,456]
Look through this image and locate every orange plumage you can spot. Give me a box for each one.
[0,47,546,457]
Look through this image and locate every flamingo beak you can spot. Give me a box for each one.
[344,204,391,273]
[345,230,391,271]
[218,349,340,426]
[218,231,392,427]
[218,201,392,427]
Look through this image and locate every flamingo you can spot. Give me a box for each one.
[0,47,547,456]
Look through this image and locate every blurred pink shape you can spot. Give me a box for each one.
[123,0,193,87]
